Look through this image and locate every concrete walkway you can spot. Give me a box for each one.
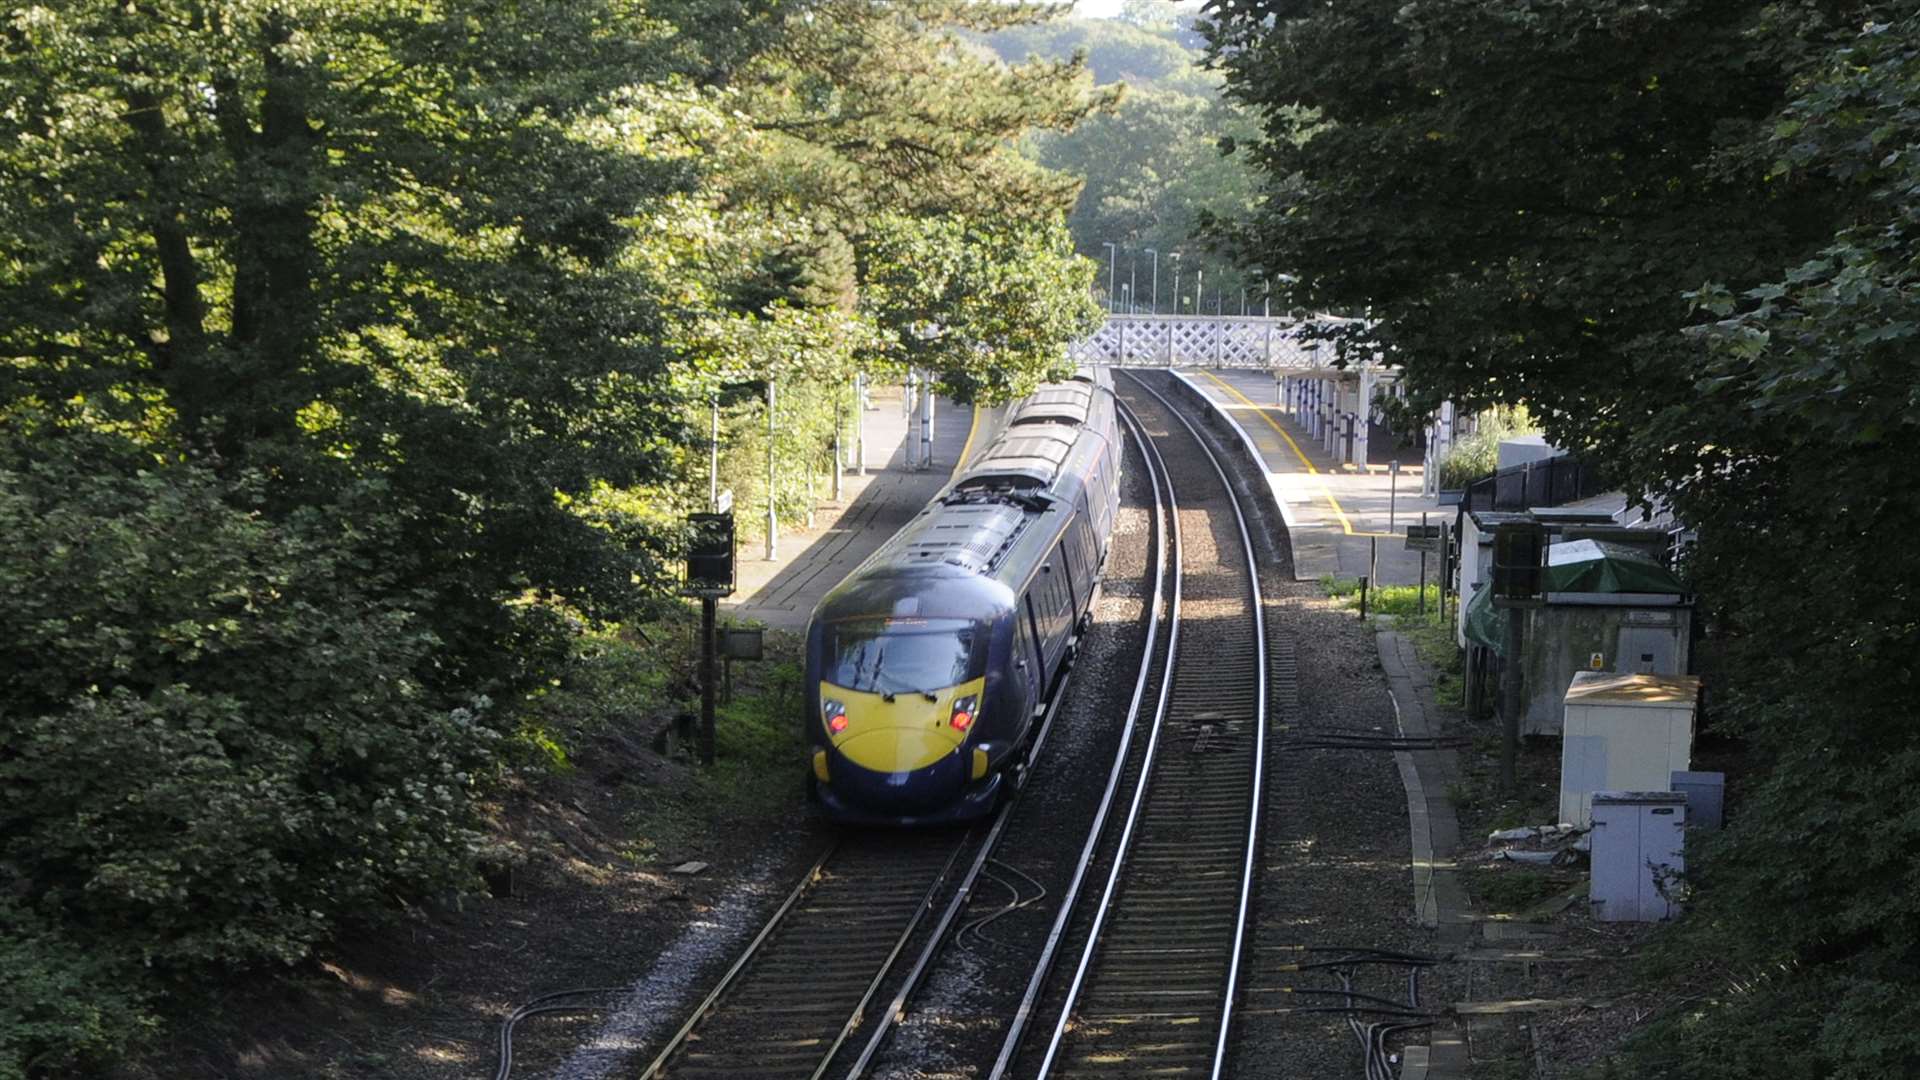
[723,385,994,631]
[1175,368,1447,588]
[1378,629,1474,1079]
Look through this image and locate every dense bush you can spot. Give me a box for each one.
[1435,407,1538,490]
[0,437,495,1070]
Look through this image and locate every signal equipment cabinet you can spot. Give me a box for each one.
[1558,672,1698,828]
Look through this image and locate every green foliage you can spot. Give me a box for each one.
[1318,574,1363,597]
[0,0,1122,1073]
[0,900,154,1080]
[0,438,495,1070]
[1467,868,1569,916]
[1211,4,1920,1073]
[983,10,1265,306]
[1336,582,1440,618]
[863,214,1103,402]
[1435,408,1540,490]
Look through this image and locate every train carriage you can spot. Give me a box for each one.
[804,368,1121,825]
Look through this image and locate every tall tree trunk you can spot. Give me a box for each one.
[224,14,323,460]
[122,85,212,447]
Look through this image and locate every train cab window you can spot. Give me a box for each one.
[828,618,983,694]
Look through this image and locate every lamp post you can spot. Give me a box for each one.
[1128,250,1137,316]
[1121,282,1131,315]
[1195,268,1203,317]
[1170,253,1181,314]
[1101,242,1116,313]
[1144,248,1159,314]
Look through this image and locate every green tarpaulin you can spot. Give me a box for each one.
[1465,540,1687,656]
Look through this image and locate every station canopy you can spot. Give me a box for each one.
[1464,540,1687,655]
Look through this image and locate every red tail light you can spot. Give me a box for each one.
[823,698,847,734]
[949,695,978,732]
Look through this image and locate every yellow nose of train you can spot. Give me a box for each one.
[815,676,989,819]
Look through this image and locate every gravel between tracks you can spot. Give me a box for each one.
[871,418,1160,1080]
[1138,370,1472,1079]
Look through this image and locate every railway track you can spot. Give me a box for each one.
[630,412,1171,1080]
[993,371,1272,1079]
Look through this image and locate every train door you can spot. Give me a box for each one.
[1013,610,1042,721]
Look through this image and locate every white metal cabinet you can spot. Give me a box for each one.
[1590,790,1686,922]
[1558,672,1697,827]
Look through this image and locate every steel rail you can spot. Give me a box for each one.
[1031,391,1199,1078]
[644,452,1131,1080]
[637,834,965,1080]
[984,401,1178,1080]
[1124,368,1271,1080]
[840,644,1086,1077]
[841,406,1152,1077]
[634,841,840,1079]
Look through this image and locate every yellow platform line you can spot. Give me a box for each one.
[1198,370,1396,539]
[949,402,981,483]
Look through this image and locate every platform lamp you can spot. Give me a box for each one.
[1101,242,1116,313]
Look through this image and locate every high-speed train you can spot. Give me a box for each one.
[803,368,1120,825]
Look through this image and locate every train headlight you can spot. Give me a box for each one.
[823,698,848,734]
[949,694,977,733]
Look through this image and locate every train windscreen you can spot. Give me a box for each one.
[828,618,981,695]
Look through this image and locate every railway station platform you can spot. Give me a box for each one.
[723,385,997,631]
[1172,368,1448,588]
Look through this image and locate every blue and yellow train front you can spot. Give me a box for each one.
[806,616,1005,825]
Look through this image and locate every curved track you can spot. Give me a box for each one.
[636,833,965,1080]
[637,412,1172,1080]
[999,371,1271,1080]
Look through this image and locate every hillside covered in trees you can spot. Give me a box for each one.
[0,2,1105,1074]
[978,1,1265,312]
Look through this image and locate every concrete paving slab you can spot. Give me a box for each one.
[1176,368,1448,588]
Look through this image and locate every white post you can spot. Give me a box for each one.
[920,375,935,469]
[856,372,867,476]
[765,379,777,561]
[708,395,720,512]
[1356,368,1375,467]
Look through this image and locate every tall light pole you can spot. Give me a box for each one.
[1195,268,1204,317]
[1170,253,1182,314]
[1101,242,1116,313]
[1128,250,1137,316]
[1144,248,1159,313]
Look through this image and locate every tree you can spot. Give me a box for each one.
[0,1,1115,1070]
[863,213,1102,401]
[1205,2,1920,1074]
[981,10,1266,309]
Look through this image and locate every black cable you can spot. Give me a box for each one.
[494,986,625,1080]
[958,859,1047,951]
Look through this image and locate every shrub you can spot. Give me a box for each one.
[0,437,496,1069]
[1436,406,1538,490]
[0,901,153,1080]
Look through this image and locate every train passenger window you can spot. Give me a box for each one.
[828,618,981,694]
